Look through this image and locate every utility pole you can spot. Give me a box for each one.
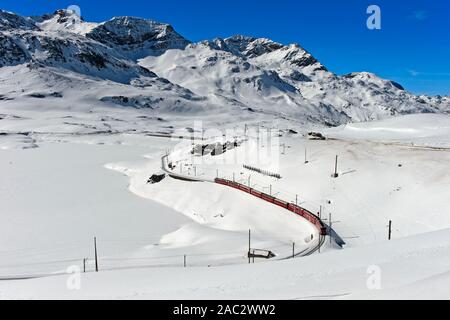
[388,220,392,240]
[248,229,251,264]
[94,237,98,272]
[292,242,295,259]
[333,155,339,178]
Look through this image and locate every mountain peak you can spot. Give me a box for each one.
[34,9,95,34]
[86,16,190,59]
[0,9,38,30]
[222,35,284,58]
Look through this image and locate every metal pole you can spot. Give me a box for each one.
[388,220,392,240]
[248,229,251,264]
[334,155,338,177]
[94,237,98,272]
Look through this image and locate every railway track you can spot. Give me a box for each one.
[161,155,332,258]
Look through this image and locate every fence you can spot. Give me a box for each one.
[0,241,312,279]
[243,164,281,179]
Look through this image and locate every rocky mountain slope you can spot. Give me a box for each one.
[0,8,448,128]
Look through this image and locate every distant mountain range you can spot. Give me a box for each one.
[0,9,448,127]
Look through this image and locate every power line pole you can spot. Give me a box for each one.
[333,155,339,178]
[248,229,251,264]
[94,236,98,272]
[388,220,392,240]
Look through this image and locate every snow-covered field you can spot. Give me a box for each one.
[0,113,449,299]
[0,8,449,300]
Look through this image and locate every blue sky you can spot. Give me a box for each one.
[1,0,449,95]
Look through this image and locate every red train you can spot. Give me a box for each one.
[215,178,328,236]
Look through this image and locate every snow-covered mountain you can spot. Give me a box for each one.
[0,9,449,127]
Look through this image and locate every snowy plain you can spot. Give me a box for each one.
[0,8,449,299]
[0,113,449,299]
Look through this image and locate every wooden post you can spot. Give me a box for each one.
[94,237,98,272]
[388,220,392,240]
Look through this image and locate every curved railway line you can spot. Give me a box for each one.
[161,155,341,258]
